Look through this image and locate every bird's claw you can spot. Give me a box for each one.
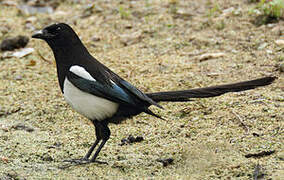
[63,158,89,164]
[59,158,108,169]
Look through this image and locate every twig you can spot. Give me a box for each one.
[231,109,249,133]
[0,107,21,118]
[36,50,52,64]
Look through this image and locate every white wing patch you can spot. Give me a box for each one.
[70,65,96,81]
[63,78,119,121]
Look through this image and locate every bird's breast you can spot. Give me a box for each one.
[63,78,119,121]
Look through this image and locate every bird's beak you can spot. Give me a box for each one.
[32,29,47,39]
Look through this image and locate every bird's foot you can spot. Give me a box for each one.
[59,158,107,169]
[90,159,108,165]
[63,158,89,164]
[63,158,108,164]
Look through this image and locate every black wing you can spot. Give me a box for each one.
[80,59,163,109]
[67,71,163,119]
[67,71,138,107]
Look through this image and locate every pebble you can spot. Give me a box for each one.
[0,36,29,51]
[278,151,284,161]
[91,35,101,42]
[279,63,284,72]
[275,39,284,46]
[120,30,142,46]
[119,135,144,146]
[11,123,34,132]
[258,43,267,50]
[157,158,174,167]
[14,75,23,81]
[198,52,226,62]
[18,4,53,15]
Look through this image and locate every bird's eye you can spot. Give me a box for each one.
[56,27,61,31]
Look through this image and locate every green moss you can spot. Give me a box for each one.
[250,0,284,25]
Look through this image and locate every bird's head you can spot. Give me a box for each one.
[32,23,88,62]
[32,23,76,41]
[32,23,85,51]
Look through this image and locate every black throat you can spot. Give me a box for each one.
[46,37,91,92]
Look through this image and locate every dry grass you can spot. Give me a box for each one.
[0,0,283,179]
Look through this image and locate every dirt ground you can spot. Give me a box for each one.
[0,0,283,179]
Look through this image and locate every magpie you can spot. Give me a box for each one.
[32,23,276,164]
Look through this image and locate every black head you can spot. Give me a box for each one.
[32,23,79,44]
[32,23,90,65]
[32,23,74,40]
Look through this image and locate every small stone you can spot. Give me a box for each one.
[0,36,29,51]
[157,158,174,167]
[271,25,283,36]
[4,171,19,180]
[125,24,133,29]
[14,75,23,80]
[47,142,62,149]
[0,26,9,35]
[169,0,178,4]
[1,124,9,132]
[252,132,260,137]
[275,39,284,46]
[1,156,9,163]
[26,59,36,66]
[128,135,136,142]
[267,23,276,28]
[258,42,267,50]
[2,48,34,59]
[198,52,226,62]
[42,154,53,161]
[25,22,36,31]
[26,16,37,23]
[279,63,284,72]
[18,4,54,15]
[54,11,68,17]
[232,8,241,16]
[119,135,144,146]
[120,30,142,46]
[1,0,17,6]
[11,123,34,132]
[91,35,101,42]
[278,151,284,161]
[222,7,235,17]
[174,8,193,19]
[13,48,34,58]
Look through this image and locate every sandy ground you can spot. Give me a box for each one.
[0,0,283,179]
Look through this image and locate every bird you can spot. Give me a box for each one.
[32,23,276,164]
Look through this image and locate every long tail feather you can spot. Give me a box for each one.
[146,76,276,102]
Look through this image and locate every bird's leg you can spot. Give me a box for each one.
[90,121,110,163]
[62,140,98,164]
[62,122,101,164]
[90,139,107,162]
[83,139,100,160]
[62,120,109,166]
[63,138,100,165]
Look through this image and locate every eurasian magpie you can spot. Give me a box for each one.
[32,23,276,164]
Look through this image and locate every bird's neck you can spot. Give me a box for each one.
[56,63,69,92]
[48,40,92,92]
[51,40,90,65]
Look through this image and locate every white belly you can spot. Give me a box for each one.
[63,78,119,120]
